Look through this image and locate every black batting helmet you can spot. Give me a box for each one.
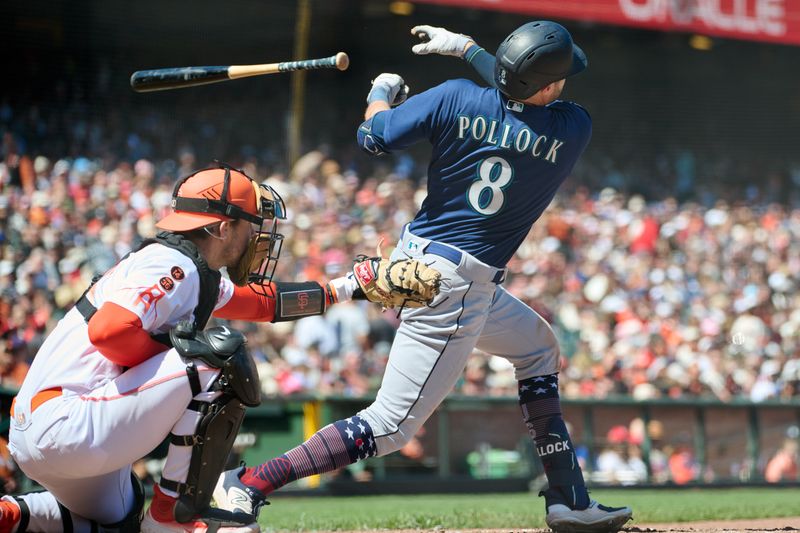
[494,21,587,101]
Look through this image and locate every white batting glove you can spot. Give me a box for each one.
[411,25,473,57]
[367,73,410,106]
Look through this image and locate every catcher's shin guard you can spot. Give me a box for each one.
[162,324,262,522]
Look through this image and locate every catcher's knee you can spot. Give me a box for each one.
[9,473,145,533]
[100,472,146,532]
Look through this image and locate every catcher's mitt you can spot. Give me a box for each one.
[352,246,441,309]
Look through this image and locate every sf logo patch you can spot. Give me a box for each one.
[170,266,185,280]
[159,277,175,291]
[297,292,309,310]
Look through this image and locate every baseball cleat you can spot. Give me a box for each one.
[142,484,260,533]
[213,465,268,517]
[545,500,633,533]
[141,506,260,533]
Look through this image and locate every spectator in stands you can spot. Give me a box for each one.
[667,435,700,485]
[764,434,799,483]
[0,435,17,494]
[2,105,800,405]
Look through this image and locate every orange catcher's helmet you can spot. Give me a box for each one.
[156,162,286,295]
[156,164,282,231]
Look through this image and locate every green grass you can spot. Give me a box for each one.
[258,488,800,531]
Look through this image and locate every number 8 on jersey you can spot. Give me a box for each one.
[468,156,514,216]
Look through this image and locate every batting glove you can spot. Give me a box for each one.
[367,73,410,106]
[411,25,473,57]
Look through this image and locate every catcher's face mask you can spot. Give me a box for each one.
[228,179,286,296]
[156,162,286,296]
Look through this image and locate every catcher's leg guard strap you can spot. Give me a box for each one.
[161,393,248,523]
[57,501,74,532]
[9,496,30,533]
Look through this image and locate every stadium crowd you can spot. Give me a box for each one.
[2,139,799,404]
[2,96,800,490]
[1,155,799,403]
[5,63,800,393]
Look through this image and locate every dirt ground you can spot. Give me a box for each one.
[326,516,800,533]
[628,517,800,532]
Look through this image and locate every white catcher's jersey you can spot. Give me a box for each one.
[17,243,237,399]
[9,243,238,530]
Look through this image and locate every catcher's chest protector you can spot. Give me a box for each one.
[150,232,221,330]
[74,231,221,332]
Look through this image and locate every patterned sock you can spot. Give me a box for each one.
[241,415,377,494]
[519,373,589,510]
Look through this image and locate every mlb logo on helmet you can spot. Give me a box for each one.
[498,68,507,85]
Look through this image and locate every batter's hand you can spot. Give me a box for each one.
[411,25,473,57]
[367,73,410,106]
[352,245,441,309]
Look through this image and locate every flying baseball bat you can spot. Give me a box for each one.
[130,52,349,93]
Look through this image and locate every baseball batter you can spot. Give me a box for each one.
[212,21,634,533]
[214,21,632,533]
[0,164,437,533]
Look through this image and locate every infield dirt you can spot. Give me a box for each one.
[326,516,800,533]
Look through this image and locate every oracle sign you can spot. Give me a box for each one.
[618,0,786,37]
[413,0,800,45]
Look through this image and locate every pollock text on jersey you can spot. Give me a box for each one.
[456,114,565,164]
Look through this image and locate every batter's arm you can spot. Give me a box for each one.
[365,101,390,121]
[463,44,497,88]
[410,25,497,88]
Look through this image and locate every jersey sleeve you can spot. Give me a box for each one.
[212,279,277,322]
[103,250,199,332]
[564,102,593,162]
[357,80,464,154]
[464,45,497,88]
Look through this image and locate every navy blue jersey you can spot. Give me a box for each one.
[357,78,591,268]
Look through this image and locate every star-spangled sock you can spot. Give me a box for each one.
[240,415,376,495]
[519,373,589,510]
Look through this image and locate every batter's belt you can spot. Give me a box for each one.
[399,225,507,284]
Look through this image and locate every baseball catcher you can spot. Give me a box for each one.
[1,162,439,533]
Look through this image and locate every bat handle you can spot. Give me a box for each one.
[415,30,431,43]
[278,52,349,73]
